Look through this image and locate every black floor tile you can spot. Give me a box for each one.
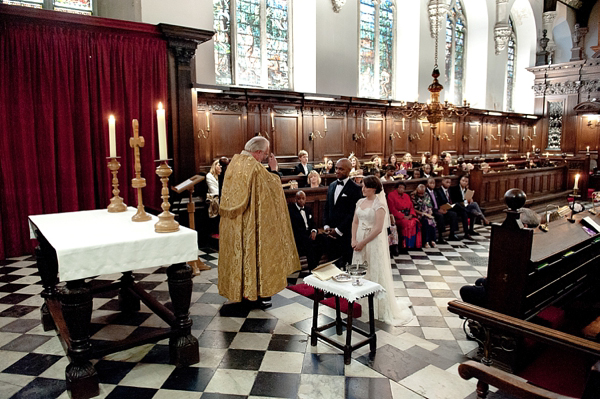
[0,274,23,283]
[292,315,335,337]
[0,318,40,333]
[10,377,66,399]
[239,318,278,334]
[109,312,153,326]
[161,366,215,391]
[190,315,213,331]
[218,349,265,370]
[94,360,137,384]
[345,377,393,399]
[197,330,237,349]
[105,386,158,399]
[3,353,62,376]
[267,334,308,353]
[1,334,52,352]
[405,345,460,370]
[357,344,429,382]
[0,283,29,293]
[139,344,171,364]
[199,393,247,399]
[250,371,301,398]
[0,305,38,318]
[0,293,32,305]
[301,353,345,376]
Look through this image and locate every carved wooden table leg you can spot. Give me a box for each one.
[334,296,343,335]
[344,301,354,365]
[166,263,199,367]
[368,294,377,354]
[310,289,322,346]
[35,244,58,331]
[118,271,140,312]
[59,279,99,399]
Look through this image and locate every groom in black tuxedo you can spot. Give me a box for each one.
[323,158,362,268]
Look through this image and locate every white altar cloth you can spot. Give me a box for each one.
[303,275,385,303]
[28,208,198,282]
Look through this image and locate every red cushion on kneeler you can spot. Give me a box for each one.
[534,306,565,330]
[287,283,316,299]
[320,296,362,318]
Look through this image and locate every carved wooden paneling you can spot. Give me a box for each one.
[389,118,409,156]
[578,116,599,153]
[483,123,502,154]
[322,117,345,159]
[365,119,384,157]
[436,121,459,156]
[212,113,245,160]
[467,123,482,154]
[414,120,432,156]
[273,113,301,160]
[505,125,520,153]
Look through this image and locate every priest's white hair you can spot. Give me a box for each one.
[245,136,269,153]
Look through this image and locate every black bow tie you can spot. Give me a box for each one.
[299,207,304,211]
[337,180,345,186]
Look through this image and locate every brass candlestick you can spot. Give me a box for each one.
[155,160,179,233]
[107,157,127,212]
[130,119,151,222]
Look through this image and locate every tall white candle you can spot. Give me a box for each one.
[157,102,167,160]
[526,152,530,159]
[419,120,424,132]
[533,125,537,137]
[497,123,501,134]
[366,117,370,131]
[532,145,536,152]
[108,115,116,158]
[324,114,327,129]
[587,146,590,154]
[206,111,210,130]
[402,117,405,131]
[271,112,275,129]
[574,173,580,190]
[452,122,455,135]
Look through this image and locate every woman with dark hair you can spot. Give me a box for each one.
[321,158,335,174]
[387,181,420,249]
[351,175,413,326]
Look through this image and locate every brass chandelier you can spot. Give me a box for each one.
[396,0,468,138]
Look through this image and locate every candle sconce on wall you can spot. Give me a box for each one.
[408,132,421,142]
[389,131,401,140]
[438,133,452,142]
[197,109,211,139]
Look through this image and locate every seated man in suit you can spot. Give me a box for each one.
[432,177,465,241]
[323,158,363,268]
[288,191,324,270]
[449,175,489,238]
[293,150,313,176]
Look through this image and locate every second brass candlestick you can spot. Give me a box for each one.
[107,157,127,213]
[155,160,179,233]
[130,119,151,222]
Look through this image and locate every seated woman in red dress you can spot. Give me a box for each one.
[387,181,420,249]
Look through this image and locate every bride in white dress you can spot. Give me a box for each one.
[351,176,414,326]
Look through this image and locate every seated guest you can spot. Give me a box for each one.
[412,184,436,248]
[400,153,413,170]
[432,177,461,242]
[480,162,491,174]
[430,154,439,170]
[381,164,396,182]
[450,174,491,237]
[387,154,400,171]
[520,208,541,228]
[349,153,361,174]
[288,190,324,270]
[321,158,335,174]
[409,169,422,180]
[206,159,221,197]
[294,150,313,175]
[307,170,323,188]
[422,163,436,178]
[372,168,381,179]
[460,277,488,307]
[388,181,420,249]
[368,154,383,174]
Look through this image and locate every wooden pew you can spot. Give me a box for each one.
[448,300,600,399]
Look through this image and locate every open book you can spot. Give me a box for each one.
[465,189,474,201]
[440,203,455,211]
[311,259,342,281]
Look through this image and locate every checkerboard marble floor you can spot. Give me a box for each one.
[0,225,518,399]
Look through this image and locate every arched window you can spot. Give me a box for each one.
[505,17,517,112]
[0,0,94,14]
[213,0,291,90]
[444,0,466,105]
[359,0,395,99]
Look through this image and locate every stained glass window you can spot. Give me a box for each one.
[505,18,516,112]
[1,0,93,14]
[444,0,467,105]
[359,0,394,99]
[213,0,290,90]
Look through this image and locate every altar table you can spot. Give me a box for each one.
[303,275,385,364]
[28,208,200,399]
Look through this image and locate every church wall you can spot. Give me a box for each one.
[97,0,141,22]
[315,0,359,96]
[586,1,599,59]
[551,2,576,64]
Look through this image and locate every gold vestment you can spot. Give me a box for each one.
[218,152,300,302]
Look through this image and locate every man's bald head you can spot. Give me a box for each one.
[295,190,307,207]
[335,158,352,179]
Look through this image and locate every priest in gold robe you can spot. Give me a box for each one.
[218,136,300,306]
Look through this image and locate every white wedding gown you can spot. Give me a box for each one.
[352,196,414,326]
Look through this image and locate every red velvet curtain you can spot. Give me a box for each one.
[0,20,168,259]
